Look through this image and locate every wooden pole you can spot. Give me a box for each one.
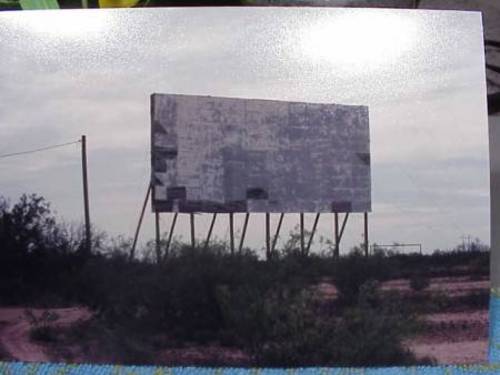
[266,213,271,260]
[306,213,320,255]
[300,213,305,255]
[229,212,234,255]
[164,212,178,260]
[339,212,350,240]
[271,213,284,253]
[155,211,161,263]
[130,183,151,260]
[190,213,196,249]
[364,212,369,256]
[334,213,339,258]
[239,213,249,253]
[204,213,217,251]
[81,135,91,255]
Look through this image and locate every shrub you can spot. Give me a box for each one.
[331,305,421,366]
[0,194,90,305]
[30,325,59,343]
[409,275,430,292]
[457,291,489,310]
[64,318,155,365]
[25,309,60,343]
[217,277,421,367]
[331,250,392,305]
[0,342,11,361]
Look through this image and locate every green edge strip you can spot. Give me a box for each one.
[492,288,500,298]
[20,0,60,9]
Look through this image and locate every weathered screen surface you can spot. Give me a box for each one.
[151,93,370,213]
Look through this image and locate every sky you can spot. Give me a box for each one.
[0,7,489,256]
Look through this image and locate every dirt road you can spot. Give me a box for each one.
[0,307,91,362]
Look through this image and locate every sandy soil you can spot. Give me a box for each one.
[381,277,489,298]
[314,281,338,300]
[0,307,91,362]
[396,277,489,364]
[159,345,251,366]
[315,276,490,299]
[408,340,488,364]
[405,309,489,364]
[314,277,490,364]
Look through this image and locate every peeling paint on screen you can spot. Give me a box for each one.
[151,93,371,213]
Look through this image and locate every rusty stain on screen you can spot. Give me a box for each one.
[151,94,371,213]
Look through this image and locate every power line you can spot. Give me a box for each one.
[0,140,80,159]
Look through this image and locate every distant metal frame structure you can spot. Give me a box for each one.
[370,243,423,255]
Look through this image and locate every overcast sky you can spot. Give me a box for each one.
[0,7,489,255]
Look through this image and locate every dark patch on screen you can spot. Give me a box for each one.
[357,153,370,165]
[153,200,173,212]
[167,187,186,200]
[154,148,178,160]
[246,188,269,199]
[152,120,167,134]
[164,149,178,159]
[153,158,167,172]
[224,200,248,212]
[174,200,248,213]
[331,201,352,212]
[154,176,164,186]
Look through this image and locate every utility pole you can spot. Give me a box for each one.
[265,213,270,260]
[334,213,339,258]
[155,212,161,263]
[190,213,196,249]
[364,212,369,256]
[229,213,234,255]
[300,213,305,255]
[81,135,91,255]
[130,183,152,260]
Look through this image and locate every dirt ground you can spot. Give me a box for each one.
[0,307,91,363]
[396,277,489,364]
[0,276,490,365]
[405,309,489,364]
[314,276,490,364]
[381,276,489,298]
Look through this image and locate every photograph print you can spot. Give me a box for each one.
[0,4,492,368]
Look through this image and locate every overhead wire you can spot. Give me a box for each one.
[0,140,80,159]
